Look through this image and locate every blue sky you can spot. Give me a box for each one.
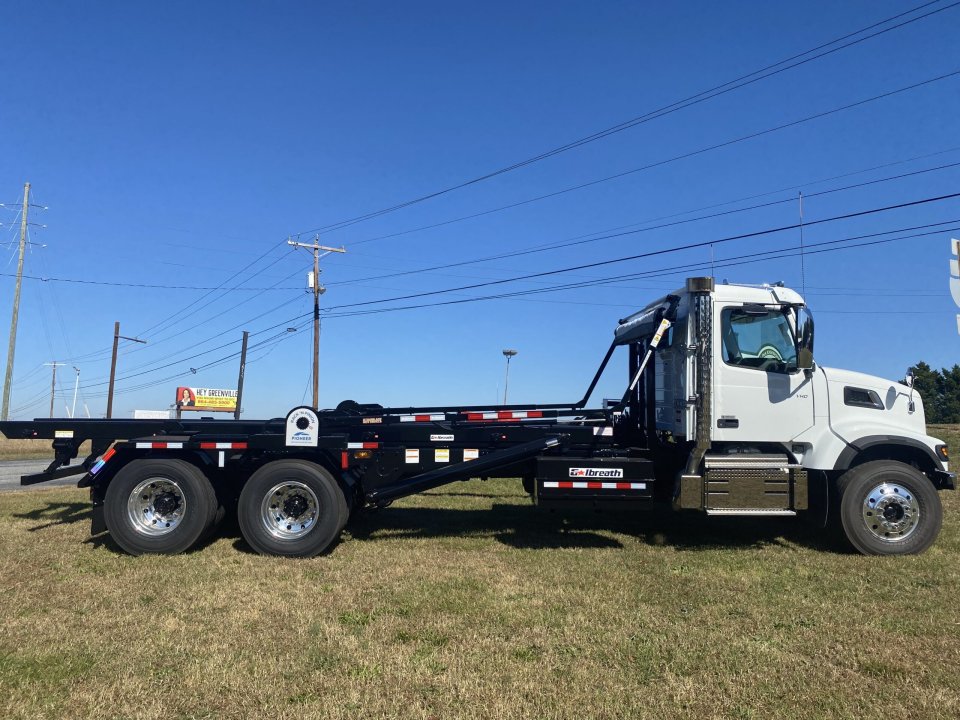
[1,0,959,419]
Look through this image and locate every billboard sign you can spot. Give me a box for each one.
[176,386,237,412]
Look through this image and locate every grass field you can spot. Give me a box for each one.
[1,431,959,719]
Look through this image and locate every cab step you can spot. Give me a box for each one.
[705,508,797,517]
[678,454,808,512]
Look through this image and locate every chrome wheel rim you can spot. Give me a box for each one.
[127,478,187,536]
[260,481,319,540]
[861,482,920,543]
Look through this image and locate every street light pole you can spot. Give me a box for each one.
[70,367,80,418]
[502,349,518,405]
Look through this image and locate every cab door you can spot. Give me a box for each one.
[712,303,814,443]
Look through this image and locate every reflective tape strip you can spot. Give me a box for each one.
[347,442,379,449]
[199,442,248,450]
[399,414,446,422]
[466,410,544,421]
[135,442,184,449]
[592,427,614,436]
[405,449,420,463]
[341,451,349,469]
[541,481,647,490]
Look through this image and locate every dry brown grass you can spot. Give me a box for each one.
[1,429,959,719]
[0,438,90,461]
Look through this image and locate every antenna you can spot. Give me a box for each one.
[798,191,807,297]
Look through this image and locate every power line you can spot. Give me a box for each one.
[70,289,310,387]
[346,146,960,247]
[0,272,306,291]
[321,191,960,311]
[321,223,960,319]
[295,0,958,236]
[59,247,304,366]
[139,245,296,339]
[333,68,960,246]
[329,155,960,287]
[82,325,310,399]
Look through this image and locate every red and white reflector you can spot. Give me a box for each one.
[399,414,446,423]
[199,442,248,450]
[347,442,380,449]
[135,442,184,449]
[465,410,543,421]
[542,481,647,490]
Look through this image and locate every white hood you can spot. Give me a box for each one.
[820,365,926,438]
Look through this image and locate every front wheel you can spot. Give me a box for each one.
[837,460,943,555]
[238,460,347,557]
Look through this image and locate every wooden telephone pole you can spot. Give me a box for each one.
[43,362,66,418]
[106,322,147,418]
[287,237,345,409]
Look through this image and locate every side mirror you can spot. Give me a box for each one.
[796,307,815,370]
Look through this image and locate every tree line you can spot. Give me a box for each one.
[908,362,960,424]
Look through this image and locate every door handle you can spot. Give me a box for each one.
[717,417,739,429]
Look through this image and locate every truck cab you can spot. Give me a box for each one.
[618,277,953,554]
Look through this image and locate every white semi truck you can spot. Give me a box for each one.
[2,277,953,557]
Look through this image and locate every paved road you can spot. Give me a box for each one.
[0,459,85,492]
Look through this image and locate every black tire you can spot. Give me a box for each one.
[238,459,348,557]
[837,460,942,555]
[104,459,218,556]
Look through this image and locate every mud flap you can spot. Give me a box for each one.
[804,470,829,528]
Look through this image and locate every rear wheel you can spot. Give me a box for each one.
[104,459,217,556]
[238,460,347,557]
[837,460,942,555]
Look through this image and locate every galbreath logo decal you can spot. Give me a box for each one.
[569,467,624,478]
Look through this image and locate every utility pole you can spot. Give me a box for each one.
[287,236,345,408]
[234,330,249,420]
[106,322,147,419]
[1,183,31,420]
[44,361,66,418]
